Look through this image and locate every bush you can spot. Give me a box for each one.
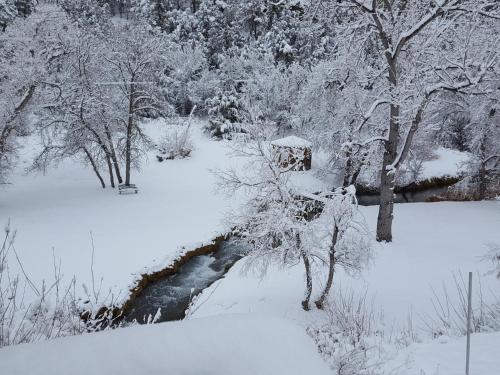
[308,288,396,375]
[157,120,194,161]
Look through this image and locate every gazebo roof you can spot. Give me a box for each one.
[270,136,312,148]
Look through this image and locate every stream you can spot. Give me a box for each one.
[123,182,454,324]
[124,238,246,323]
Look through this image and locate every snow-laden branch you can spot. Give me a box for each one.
[389,61,494,172]
[355,99,390,132]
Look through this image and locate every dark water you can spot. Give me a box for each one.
[357,185,450,206]
[124,239,246,323]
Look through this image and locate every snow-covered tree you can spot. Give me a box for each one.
[103,22,167,186]
[465,93,500,199]
[132,0,173,31]
[162,43,207,115]
[312,187,372,309]
[33,27,124,189]
[217,130,317,309]
[0,3,63,184]
[217,123,371,310]
[60,0,111,29]
[318,0,500,241]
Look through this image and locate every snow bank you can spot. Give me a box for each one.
[0,314,332,375]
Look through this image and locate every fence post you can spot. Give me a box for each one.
[466,271,472,375]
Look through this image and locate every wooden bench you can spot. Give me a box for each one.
[118,184,138,195]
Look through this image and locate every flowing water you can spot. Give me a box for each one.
[124,239,246,323]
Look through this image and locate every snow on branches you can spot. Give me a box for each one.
[216,126,371,310]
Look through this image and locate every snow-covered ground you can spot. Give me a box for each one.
[0,314,332,375]
[188,201,500,373]
[0,120,243,303]
[191,202,500,329]
[383,331,500,375]
[419,147,469,181]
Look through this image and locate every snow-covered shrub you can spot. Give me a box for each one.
[396,143,436,186]
[437,175,499,202]
[308,288,389,375]
[157,121,193,161]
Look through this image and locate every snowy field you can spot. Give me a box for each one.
[0,120,244,303]
[2,201,498,374]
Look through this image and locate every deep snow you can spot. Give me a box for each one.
[187,201,500,375]
[0,314,332,375]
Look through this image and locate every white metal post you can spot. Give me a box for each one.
[466,271,472,375]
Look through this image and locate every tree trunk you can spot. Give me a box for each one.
[83,147,105,189]
[376,103,399,242]
[478,161,487,200]
[104,123,122,184]
[298,234,312,311]
[191,0,198,13]
[376,53,399,242]
[301,251,313,311]
[343,150,354,187]
[125,80,135,186]
[315,224,338,309]
[106,155,115,188]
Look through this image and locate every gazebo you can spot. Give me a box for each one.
[271,136,312,171]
